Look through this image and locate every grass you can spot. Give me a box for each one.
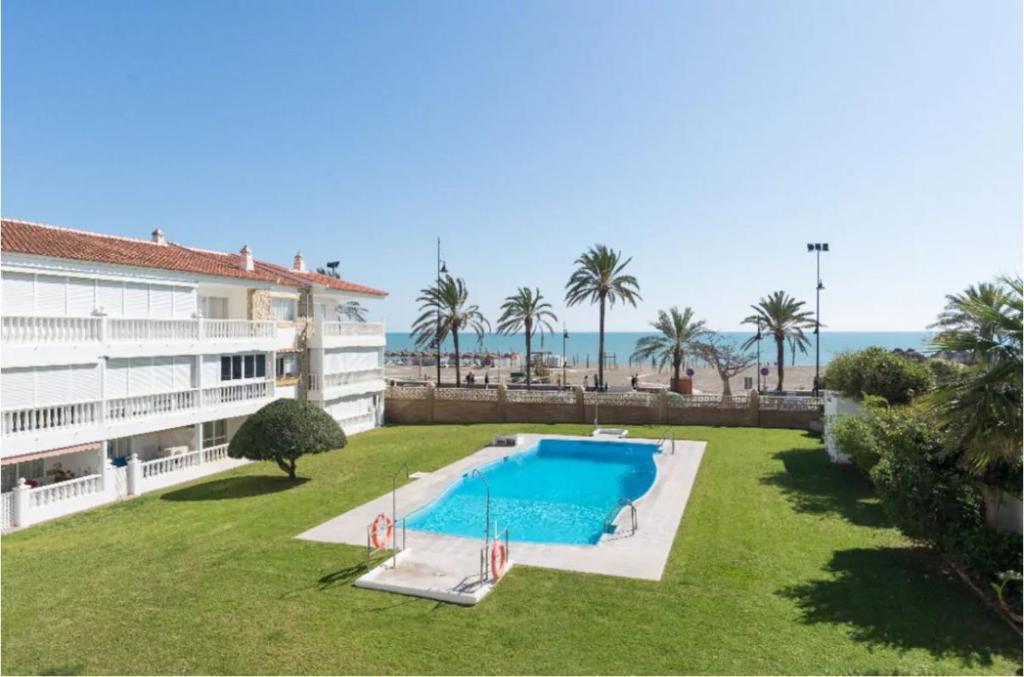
[1,424,1019,675]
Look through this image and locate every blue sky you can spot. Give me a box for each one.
[3,0,1020,331]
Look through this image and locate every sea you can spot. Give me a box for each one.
[385,331,933,367]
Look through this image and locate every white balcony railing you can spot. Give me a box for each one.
[320,321,385,338]
[2,383,272,439]
[2,316,276,346]
[141,450,202,479]
[2,316,103,344]
[312,368,384,391]
[202,443,229,463]
[28,474,103,508]
[2,401,101,436]
[105,390,200,423]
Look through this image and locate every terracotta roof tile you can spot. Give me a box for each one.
[1,218,387,296]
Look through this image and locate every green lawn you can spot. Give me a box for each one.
[2,424,1019,675]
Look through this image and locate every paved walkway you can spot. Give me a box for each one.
[298,433,706,582]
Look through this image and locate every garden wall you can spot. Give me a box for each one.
[385,385,822,430]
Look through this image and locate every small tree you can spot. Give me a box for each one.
[228,399,346,479]
[693,333,755,396]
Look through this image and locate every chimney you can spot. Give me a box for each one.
[293,251,306,273]
[240,245,254,272]
[151,228,166,245]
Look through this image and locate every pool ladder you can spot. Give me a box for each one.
[657,429,676,455]
[602,498,638,536]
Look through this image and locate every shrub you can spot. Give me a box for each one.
[831,397,936,475]
[228,399,346,478]
[926,358,966,389]
[822,347,933,404]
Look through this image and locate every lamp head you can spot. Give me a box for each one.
[822,243,829,251]
[806,243,814,252]
[440,262,448,274]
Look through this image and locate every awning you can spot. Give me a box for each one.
[1,441,102,465]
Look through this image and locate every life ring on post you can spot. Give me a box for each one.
[370,513,394,549]
[490,541,508,580]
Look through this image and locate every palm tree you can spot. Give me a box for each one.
[741,291,815,391]
[565,245,641,388]
[496,287,558,388]
[928,276,1022,474]
[338,301,367,322]
[410,275,490,386]
[630,307,706,389]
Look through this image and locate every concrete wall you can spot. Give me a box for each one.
[386,386,821,430]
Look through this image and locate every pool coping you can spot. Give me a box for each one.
[297,434,706,581]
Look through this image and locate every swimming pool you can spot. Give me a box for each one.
[405,438,660,545]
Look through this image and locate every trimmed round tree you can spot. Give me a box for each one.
[228,399,346,479]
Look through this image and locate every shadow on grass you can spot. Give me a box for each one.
[760,448,886,528]
[161,475,309,502]
[779,547,1018,666]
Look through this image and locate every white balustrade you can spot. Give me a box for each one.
[320,368,384,389]
[2,316,102,344]
[320,321,385,337]
[28,474,103,508]
[105,389,199,422]
[1,492,14,531]
[335,413,376,430]
[2,401,100,435]
[202,380,273,407]
[141,450,201,479]
[107,318,199,342]
[205,320,275,340]
[202,443,229,463]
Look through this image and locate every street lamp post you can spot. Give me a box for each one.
[755,319,763,393]
[435,238,447,386]
[806,242,829,395]
[562,327,569,388]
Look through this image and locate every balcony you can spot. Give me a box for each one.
[2,316,279,367]
[307,368,385,400]
[308,321,386,349]
[1,380,275,457]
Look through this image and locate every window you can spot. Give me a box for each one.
[202,420,228,448]
[220,354,266,382]
[276,353,299,377]
[271,297,296,321]
[1,458,45,491]
[201,296,229,319]
[107,438,131,461]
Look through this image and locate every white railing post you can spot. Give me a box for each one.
[12,479,29,528]
[101,456,115,498]
[193,423,204,463]
[127,454,143,496]
[198,317,206,341]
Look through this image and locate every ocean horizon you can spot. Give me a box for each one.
[385,331,933,368]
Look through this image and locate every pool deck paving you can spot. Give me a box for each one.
[298,433,706,602]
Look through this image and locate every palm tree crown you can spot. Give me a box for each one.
[631,307,706,386]
[565,244,641,387]
[928,276,1022,472]
[496,287,558,387]
[741,291,815,391]
[338,301,367,322]
[410,275,490,386]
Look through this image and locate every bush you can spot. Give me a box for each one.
[228,399,346,478]
[926,358,966,389]
[822,347,933,404]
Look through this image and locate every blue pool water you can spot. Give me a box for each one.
[405,438,660,545]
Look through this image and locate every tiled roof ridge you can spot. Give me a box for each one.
[2,217,165,248]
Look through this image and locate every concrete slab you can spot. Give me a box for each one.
[354,549,514,605]
[299,434,706,582]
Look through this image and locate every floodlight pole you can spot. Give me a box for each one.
[807,243,828,395]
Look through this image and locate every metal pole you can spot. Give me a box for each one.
[756,320,762,393]
[814,248,822,395]
[436,238,441,387]
[470,469,490,579]
[562,328,568,388]
[392,463,410,567]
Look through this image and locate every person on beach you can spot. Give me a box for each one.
[583,374,590,390]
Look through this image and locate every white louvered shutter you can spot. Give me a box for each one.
[105,360,130,399]
[66,278,95,316]
[35,276,66,315]
[96,280,124,317]
[2,273,34,315]
[1,368,35,408]
[150,286,173,318]
[125,283,148,317]
[173,357,193,390]
[152,357,174,393]
[72,364,100,402]
[129,358,153,395]
[37,366,73,405]
[172,287,196,318]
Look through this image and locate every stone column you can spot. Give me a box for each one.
[496,384,508,423]
[657,389,668,425]
[425,383,436,424]
[574,386,585,423]
[749,389,760,427]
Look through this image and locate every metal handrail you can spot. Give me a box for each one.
[602,498,638,536]
[469,469,491,580]
[656,429,675,455]
[391,463,411,567]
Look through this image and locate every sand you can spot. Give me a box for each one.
[385,363,818,394]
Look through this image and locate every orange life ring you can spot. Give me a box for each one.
[490,541,508,580]
[370,513,393,549]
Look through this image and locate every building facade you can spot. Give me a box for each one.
[0,218,387,529]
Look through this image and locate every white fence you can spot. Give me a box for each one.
[2,401,101,435]
[2,316,276,345]
[320,321,385,338]
[2,446,246,533]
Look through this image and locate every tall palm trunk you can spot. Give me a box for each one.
[525,319,533,388]
[453,329,462,386]
[672,351,682,384]
[598,294,606,387]
[775,334,785,391]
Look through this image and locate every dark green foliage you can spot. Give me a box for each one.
[228,399,346,478]
[822,347,933,404]
[927,357,966,389]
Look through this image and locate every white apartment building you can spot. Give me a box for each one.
[0,218,387,529]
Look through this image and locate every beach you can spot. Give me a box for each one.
[385,362,818,393]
